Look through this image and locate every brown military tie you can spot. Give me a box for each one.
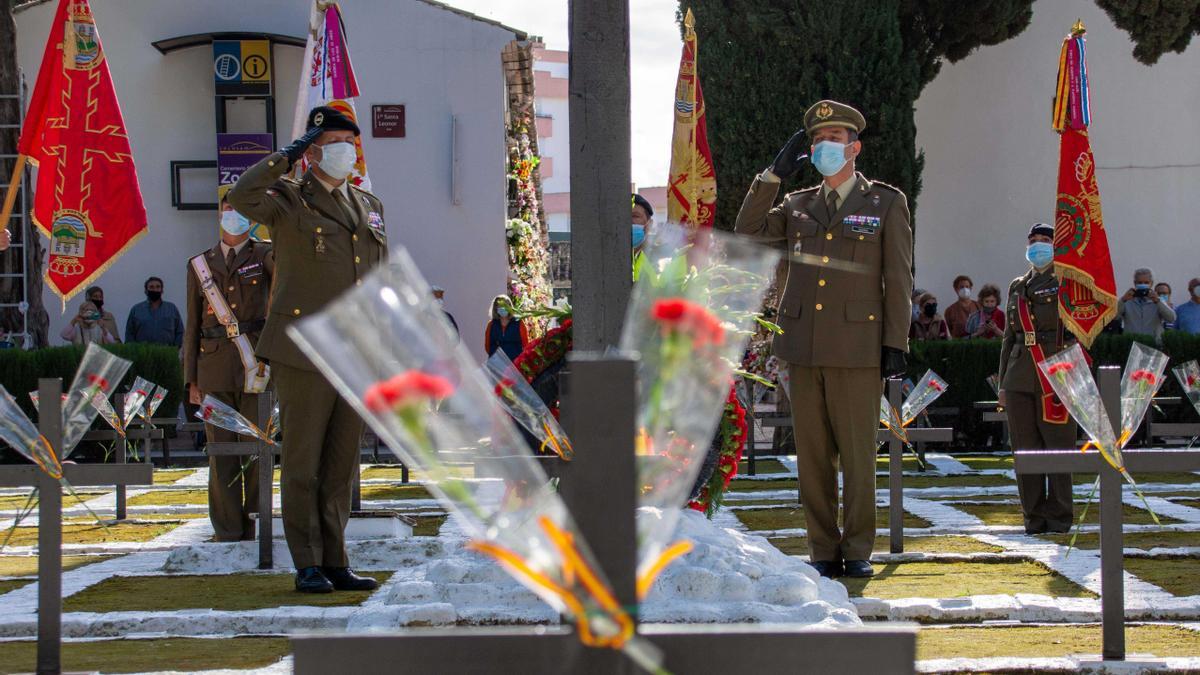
[332,188,357,226]
[825,189,839,222]
[225,247,237,273]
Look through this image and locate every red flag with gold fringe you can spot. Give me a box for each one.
[0,0,148,305]
[666,8,716,229]
[1051,21,1116,347]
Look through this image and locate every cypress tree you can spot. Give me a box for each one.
[684,1,1034,230]
[1095,0,1200,64]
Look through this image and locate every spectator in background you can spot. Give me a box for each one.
[1155,282,1176,330]
[632,193,654,254]
[126,276,184,346]
[61,285,120,344]
[61,298,119,345]
[484,294,528,360]
[910,288,927,323]
[910,291,950,341]
[432,285,459,337]
[1117,268,1175,344]
[966,283,1006,339]
[945,275,979,338]
[1175,278,1200,335]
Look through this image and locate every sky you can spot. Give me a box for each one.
[445,0,681,188]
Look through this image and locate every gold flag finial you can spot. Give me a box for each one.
[1071,18,1086,36]
[684,8,695,31]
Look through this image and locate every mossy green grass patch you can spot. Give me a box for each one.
[0,554,112,577]
[881,474,1013,489]
[128,489,208,507]
[737,458,788,475]
[4,520,180,547]
[65,572,392,613]
[1124,557,1200,597]
[733,506,930,532]
[360,466,414,481]
[411,515,447,537]
[0,491,107,511]
[954,502,1178,527]
[1074,472,1200,485]
[769,535,1001,558]
[360,484,433,501]
[916,623,1200,660]
[841,560,1094,601]
[0,578,30,595]
[0,636,290,674]
[1038,530,1200,551]
[955,455,1013,471]
[152,469,195,485]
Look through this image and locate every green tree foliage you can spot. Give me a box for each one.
[684,1,1034,229]
[1096,0,1200,64]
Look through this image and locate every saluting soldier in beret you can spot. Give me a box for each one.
[735,100,913,579]
[184,187,274,542]
[997,223,1076,534]
[228,106,387,593]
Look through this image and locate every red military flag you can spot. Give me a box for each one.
[1051,21,1115,347]
[0,0,147,305]
[666,8,716,229]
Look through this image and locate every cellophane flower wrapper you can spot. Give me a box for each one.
[62,344,132,457]
[266,400,280,441]
[1173,359,1200,416]
[143,385,167,420]
[288,248,663,672]
[901,370,949,426]
[618,223,779,577]
[1120,342,1168,440]
[27,391,67,415]
[879,394,907,443]
[0,385,61,478]
[123,377,154,428]
[89,391,124,437]
[483,349,572,460]
[196,395,274,445]
[987,373,1001,398]
[1037,343,1129,477]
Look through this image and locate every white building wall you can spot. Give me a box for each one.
[537,97,571,196]
[16,0,519,358]
[913,0,1200,306]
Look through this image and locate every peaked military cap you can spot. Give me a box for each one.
[306,105,361,136]
[1028,222,1054,239]
[803,100,866,135]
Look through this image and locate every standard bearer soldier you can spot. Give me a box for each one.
[184,187,274,542]
[734,100,913,579]
[228,106,387,593]
[997,223,1076,534]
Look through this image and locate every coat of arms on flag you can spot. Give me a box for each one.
[666,9,716,229]
[0,0,148,304]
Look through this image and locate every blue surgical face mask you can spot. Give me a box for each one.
[1135,283,1151,291]
[811,141,849,177]
[631,224,645,248]
[1026,242,1054,268]
[220,210,251,236]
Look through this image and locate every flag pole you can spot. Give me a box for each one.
[0,154,27,232]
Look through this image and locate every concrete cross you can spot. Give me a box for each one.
[1013,365,1200,661]
[202,393,279,569]
[78,393,162,521]
[0,379,153,675]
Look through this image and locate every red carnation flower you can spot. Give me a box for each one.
[201,405,214,420]
[1130,369,1158,386]
[364,371,456,413]
[930,380,945,392]
[650,298,726,347]
[86,374,108,389]
[1046,362,1074,377]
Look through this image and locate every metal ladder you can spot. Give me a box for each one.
[0,73,31,348]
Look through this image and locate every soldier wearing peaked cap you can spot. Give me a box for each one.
[184,186,274,542]
[998,222,1076,534]
[228,105,387,594]
[734,100,913,580]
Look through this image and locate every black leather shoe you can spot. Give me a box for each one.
[809,560,842,578]
[1044,521,1072,534]
[322,566,379,591]
[843,560,875,578]
[295,566,333,593]
[1024,518,1048,535]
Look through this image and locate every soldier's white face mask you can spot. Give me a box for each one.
[220,210,251,236]
[317,141,357,179]
[811,141,849,176]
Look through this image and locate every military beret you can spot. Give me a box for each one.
[632,193,654,218]
[804,99,866,135]
[1028,222,1054,239]
[306,105,361,136]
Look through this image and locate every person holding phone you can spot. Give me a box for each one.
[1116,268,1175,344]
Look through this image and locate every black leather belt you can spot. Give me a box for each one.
[200,320,264,339]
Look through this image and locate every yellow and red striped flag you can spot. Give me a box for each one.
[666,9,716,229]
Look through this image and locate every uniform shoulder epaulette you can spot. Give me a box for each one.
[870,180,902,194]
[279,176,301,186]
[785,184,821,199]
[348,183,374,197]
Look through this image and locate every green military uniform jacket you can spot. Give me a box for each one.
[999,267,1075,394]
[183,240,274,393]
[734,172,913,367]
[228,152,388,371]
